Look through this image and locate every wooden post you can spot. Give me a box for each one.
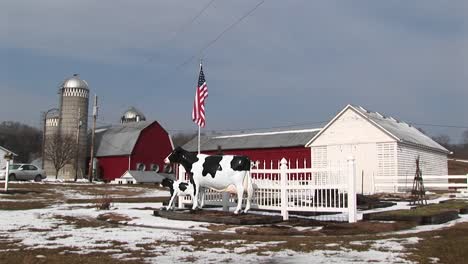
[3,153,13,192]
[88,95,98,182]
[74,109,81,181]
[347,156,357,223]
[280,158,289,220]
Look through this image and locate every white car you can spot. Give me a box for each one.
[0,164,46,182]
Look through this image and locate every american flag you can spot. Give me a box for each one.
[192,64,208,127]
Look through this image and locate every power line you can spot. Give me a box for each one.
[150,0,266,81]
[145,0,217,64]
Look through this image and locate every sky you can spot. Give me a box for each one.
[1,0,467,143]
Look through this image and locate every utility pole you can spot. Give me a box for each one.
[88,94,98,182]
[41,111,46,170]
[74,108,82,182]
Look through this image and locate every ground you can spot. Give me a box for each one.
[0,181,467,264]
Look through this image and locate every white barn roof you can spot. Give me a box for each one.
[183,128,321,152]
[307,104,450,154]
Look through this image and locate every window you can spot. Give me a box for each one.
[150,164,160,172]
[163,164,173,174]
[24,165,37,171]
[136,163,146,171]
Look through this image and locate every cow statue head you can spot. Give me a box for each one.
[161,178,175,196]
[164,147,199,168]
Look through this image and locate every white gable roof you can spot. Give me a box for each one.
[0,146,18,156]
[306,104,450,154]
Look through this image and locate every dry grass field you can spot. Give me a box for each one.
[0,182,467,263]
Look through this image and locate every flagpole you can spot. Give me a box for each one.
[198,125,201,154]
[197,59,203,155]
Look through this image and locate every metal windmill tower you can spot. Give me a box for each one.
[410,156,427,205]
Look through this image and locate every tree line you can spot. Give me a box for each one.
[0,121,42,163]
[1,121,468,164]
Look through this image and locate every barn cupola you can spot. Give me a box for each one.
[121,106,146,123]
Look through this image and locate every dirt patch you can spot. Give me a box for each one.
[235,225,323,236]
[0,201,49,210]
[66,197,168,204]
[97,213,134,224]
[320,221,417,235]
[52,215,115,229]
[155,209,283,225]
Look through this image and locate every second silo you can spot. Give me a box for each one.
[58,74,89,179]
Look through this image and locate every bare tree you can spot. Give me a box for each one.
[462,129,468,146]
[171,132,197,147]
[432,134,451,148]
[44,133,77,179]
[0,121,42,162]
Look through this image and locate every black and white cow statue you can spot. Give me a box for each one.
[161,178,205,210]
[164,147,253,214]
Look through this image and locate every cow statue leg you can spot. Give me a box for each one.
[198,187,205,208]
[166,192,177,210]
[234,184,245,214]
[191,180,200,210]
[244,172,253,213]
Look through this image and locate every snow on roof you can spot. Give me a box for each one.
[350,105,450,153]
[0,146,18,156]
[183,128,321,152]
[94,121,154,157]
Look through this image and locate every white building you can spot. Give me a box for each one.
[111,170,173,184]
[307,105,450,194]
[0,146,17,169]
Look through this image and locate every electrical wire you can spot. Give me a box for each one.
[145,0,217,64]
[150,0,266,81]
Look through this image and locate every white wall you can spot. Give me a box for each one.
[396,144,448,191]
[310,108,395,194]
[0,149,6,169]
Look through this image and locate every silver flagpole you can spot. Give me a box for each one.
[197,59,203,155]
[198,125,201,154]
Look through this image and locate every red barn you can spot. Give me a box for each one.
[94,120,173,181]
[182,128,321,169]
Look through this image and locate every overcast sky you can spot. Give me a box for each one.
[1,0,467,142]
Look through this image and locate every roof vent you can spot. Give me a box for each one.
[374,112,384,118]
[359,106,369,113]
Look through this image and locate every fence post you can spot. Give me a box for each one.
[178,165,185,209]
[4,159,10,192]
[347,156,357,223]
[280,158,289,221]
[466,174,468,192]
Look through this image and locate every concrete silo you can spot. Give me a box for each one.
[43,110,60,176]
[58,74,90,179]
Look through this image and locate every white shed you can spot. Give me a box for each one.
[307,105,450,194]
[111,170,174,184]
[0,146,17,169]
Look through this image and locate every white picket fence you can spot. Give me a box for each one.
[374,174,468,192]
[177,157,358,223]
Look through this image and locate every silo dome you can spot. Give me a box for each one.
[121,107,146,123]
[62,74,89,89]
